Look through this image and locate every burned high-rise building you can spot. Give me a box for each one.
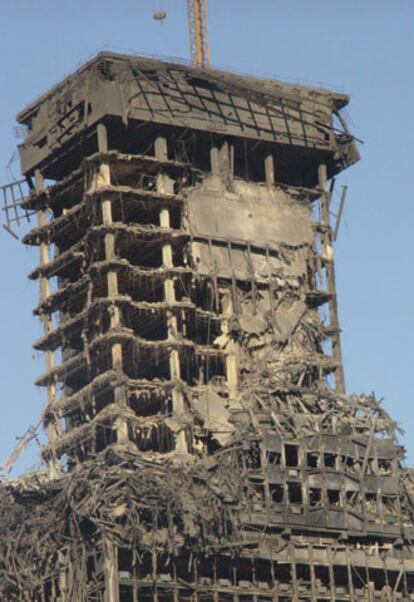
[1,52,414,601]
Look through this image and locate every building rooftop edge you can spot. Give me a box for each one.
[16,50,350,123]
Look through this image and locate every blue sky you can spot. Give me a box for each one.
[0,0,413,473]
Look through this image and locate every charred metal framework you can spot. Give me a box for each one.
[1,52,414,601]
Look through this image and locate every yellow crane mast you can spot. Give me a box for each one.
[187,0,211,67]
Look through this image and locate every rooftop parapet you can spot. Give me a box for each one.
[16,52,359,182]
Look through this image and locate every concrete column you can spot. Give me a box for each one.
[154,136,168,161]
[155,136,187,453]
[35,170,60,479]
[318,164,345,394]
[210,146,220,176]
[103,539,120,602]
[96,124,128,443]
[211,142,233,183]
[265,154,275,187]
[97,123,109,154]
[58,550,68,602]
[220,289,238,401]
[308,545,317,602]
[219,141,232,183]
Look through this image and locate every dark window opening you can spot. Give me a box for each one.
[315,566,330,588]
[95,423,117,452]
[307,452,319,468]
[118,273,164,303]
[118,240,163,268]
[309,488,322,507]
[333,566,349,589]
[267,451,281,465]
[269,484,284,504]
[92,277,108,299]
[172,244,184,267]
[288,482,302,504]
[174,277,191,302]
[345,491,360,508]
[87,550,103,581]
[245,442,261,469]
[324,453,336,468]
[123,342,170,380]
[382,495,397,513]
[285,444,299,467]
[296,565,311,582]
[118,548,132,572]
[183,311,221,346]
[327,489,340,505]
[364,492,377,514]
[94,389,115,415]
[215,557,232,583]
[251,479,266,504]
[342,455,355,471]
[169,206,181,229]
[184,353,226,387]
[119,586,134,602]
[134,425,174,453]
[276,564,292,584]
[378,458,393,474]
[189,280,217,312]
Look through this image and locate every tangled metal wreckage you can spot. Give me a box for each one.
[1,52,414,601]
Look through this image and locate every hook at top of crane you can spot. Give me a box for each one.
[153,10,167,22]
[187,0,211,68]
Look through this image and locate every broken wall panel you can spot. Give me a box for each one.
[187,177,314,246]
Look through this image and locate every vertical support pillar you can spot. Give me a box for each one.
[218,141,233,185]
[290,542,299,601]
[154,136,168,161]
[96,124,128,444]
[103,539,120,602]
[35,170,60,479]
[58,550,68,602]
[345,545,355,600]
[210,146,220,176]
[97,122,109,154]
[220,289,239,402]
[211,142,233,184]
[265,154,275,187]
[309,544,317,602]
[318,164,346,394]
[155,136,187,453]
[210,140,239,402]
[327,545,336,600]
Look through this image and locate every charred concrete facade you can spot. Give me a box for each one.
[1,52,414,601]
